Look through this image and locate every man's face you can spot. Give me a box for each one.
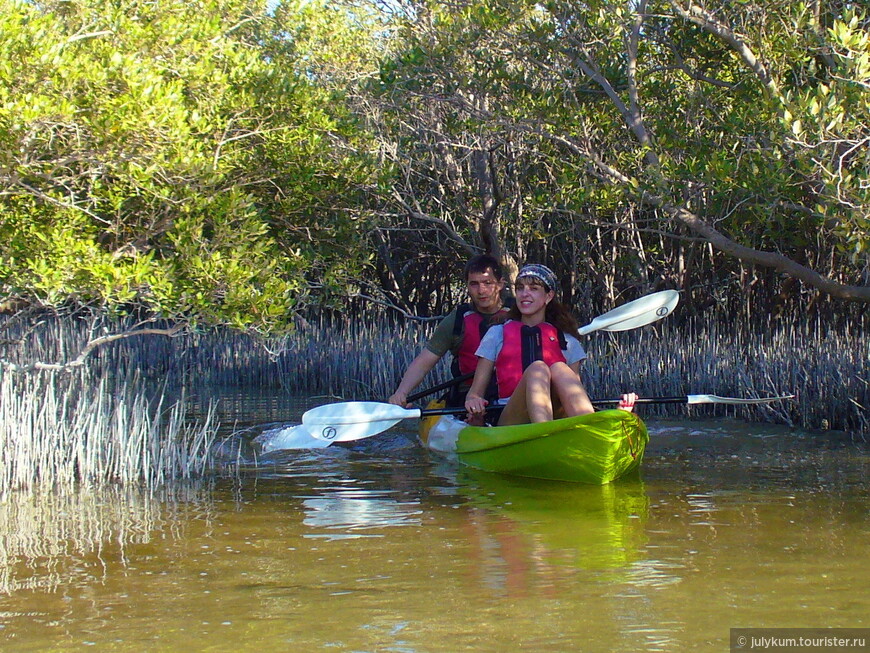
[466,269,504,314]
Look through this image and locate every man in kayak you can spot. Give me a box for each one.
[464,263,636,425]
[388,254,510,409]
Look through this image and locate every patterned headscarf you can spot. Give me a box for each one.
[517,264,558,292]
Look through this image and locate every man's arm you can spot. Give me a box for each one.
[388,310,459,406]
[387,348,443,407]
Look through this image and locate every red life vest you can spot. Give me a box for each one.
[495,320,567,399]
[451,303,509,376]
[455,311,486,375]
[444,302,512,407]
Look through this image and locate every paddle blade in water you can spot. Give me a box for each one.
[302,401,422,442]
[256,424,332,451]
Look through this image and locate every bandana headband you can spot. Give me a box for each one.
[517,264,558,292]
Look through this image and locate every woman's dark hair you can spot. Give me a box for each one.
[544,301,581,340]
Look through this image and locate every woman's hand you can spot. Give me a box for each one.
[617,392,637,413]
[464,393,489,423]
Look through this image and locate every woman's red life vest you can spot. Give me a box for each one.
[495,320,567,399]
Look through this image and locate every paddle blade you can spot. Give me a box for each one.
[256,424,333,451]
[302,401,422,442]
[579,290,679,335]
[592,394,795,406]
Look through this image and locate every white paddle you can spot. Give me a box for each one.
[302,401,425,443]
[301,394,795,443]
[578,289,679,335]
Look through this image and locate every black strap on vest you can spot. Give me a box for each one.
[520,325,542,371]
[451,303,471,337]
[519,324,568,371]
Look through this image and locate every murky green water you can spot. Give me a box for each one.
[1,392,867,651]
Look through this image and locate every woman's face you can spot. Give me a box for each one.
[514,277,554,318]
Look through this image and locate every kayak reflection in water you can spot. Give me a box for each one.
[464,264,636,426]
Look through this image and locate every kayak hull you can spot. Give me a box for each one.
[420,404,648,484]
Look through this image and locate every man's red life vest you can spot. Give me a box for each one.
[450,303,510,377]
[455,311,487,376]
[495,320,567,399]
[445,302,512,407]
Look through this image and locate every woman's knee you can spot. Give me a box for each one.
[523,360,551,380]
[550,362,581,386]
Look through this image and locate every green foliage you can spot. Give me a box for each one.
[0,0,380,332]
[367,0,869,306]
[1,0,867,329]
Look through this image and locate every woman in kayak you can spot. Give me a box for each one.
[464,264,636,425]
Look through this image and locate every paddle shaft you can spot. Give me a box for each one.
[406,373,473,403]
[594,396,698,406]
[419,394,794,417]
[416,401,638,418]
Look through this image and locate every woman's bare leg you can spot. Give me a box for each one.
[550,362,595,416]
[498,361,553,425]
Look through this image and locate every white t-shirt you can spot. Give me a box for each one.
[474,323,587,365]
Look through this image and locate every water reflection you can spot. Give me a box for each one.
[1,388,866,652]
[0,485,215,595]
[445,468,653,595]
[302,490,423,540]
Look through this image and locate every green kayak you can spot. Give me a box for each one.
[419,405,649,484]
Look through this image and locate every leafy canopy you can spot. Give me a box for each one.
[0,0,381,331]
